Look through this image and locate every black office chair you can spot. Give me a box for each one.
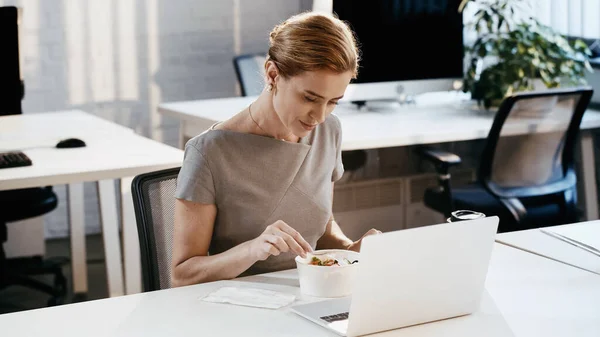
[233,53,267,96]
[0,189,67,307]
[417,87,594,233]
[132,167,180,292]
[0,6,67,307]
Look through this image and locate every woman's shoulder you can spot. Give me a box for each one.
[184,121,261,161]
[184,128,229,159]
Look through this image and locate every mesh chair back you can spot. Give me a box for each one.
[233,53,266,96]
[479,87,593,198]
[132,167,180,291]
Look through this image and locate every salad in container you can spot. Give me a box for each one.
[295,249,360,298]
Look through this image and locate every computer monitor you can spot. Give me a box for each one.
[326,0,465,104]
[0,6,24,114]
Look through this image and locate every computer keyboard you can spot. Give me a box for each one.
[0,151,32,169]
[320,312,349,323]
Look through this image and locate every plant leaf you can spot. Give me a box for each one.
[574,39,588,50]
[458,0,470,13]
[540,70,551,83]
[585,60,594,72]
[497,17,505,31]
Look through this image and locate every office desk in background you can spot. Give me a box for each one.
[496,220,600,275]
[1,240,599,336]
[0,110,184,297]
[158,93,600,221]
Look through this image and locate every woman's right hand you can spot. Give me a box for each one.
[249,220,313,261]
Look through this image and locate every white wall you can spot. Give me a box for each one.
[1,0,308,238]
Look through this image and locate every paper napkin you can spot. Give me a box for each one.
[201,286,296,309]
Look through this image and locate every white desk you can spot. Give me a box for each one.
[496,220,600,275]
[1,241,599,337]
[158,93,600,220]
[0,110,184,297]
[486,243,600,337]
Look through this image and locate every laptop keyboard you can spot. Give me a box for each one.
[320,312,349,323]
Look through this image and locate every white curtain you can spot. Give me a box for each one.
[533,0,600,39]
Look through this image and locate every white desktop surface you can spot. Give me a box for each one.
[158,93,600,151]
[496,220,600,275]
[0,110,184,297]
[158,93,600,221]
[487,243,600,337]
[1,241,599,337]
[0,111,182,189]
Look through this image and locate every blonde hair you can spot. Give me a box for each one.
[267,11,360,79]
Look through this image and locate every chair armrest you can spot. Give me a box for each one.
[416,146,462,175]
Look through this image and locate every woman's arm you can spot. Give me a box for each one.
[172,199,313,287]
[316,183,381,252]
[316,215,354,250]
[317,184,354,250]
[171,199,258,287]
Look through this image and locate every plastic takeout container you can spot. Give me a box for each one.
[295,249,360,298]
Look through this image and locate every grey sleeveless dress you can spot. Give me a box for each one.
[175,114,344,275]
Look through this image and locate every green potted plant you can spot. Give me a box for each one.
[459,0,594,109]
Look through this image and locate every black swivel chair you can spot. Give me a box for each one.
[0,189,66,307]
[233,53,267,97]
[132,167,181,291]
[0,6,66,307]
[418,87,594,233]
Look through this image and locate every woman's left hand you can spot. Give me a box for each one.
[347,228,382,252]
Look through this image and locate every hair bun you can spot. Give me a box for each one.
[266,12,359,78]
[269,24,284,43]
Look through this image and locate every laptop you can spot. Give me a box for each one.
[290,216,502,337]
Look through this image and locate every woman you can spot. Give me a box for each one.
[172,11,380,287]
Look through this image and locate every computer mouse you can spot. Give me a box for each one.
[56,138,86,148]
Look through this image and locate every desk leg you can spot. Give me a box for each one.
[97,179,125,297]
[67,183,87,296]
[120,176,142,295]
[581,132,599,220]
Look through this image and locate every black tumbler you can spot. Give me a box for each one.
[446,210,486,223]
